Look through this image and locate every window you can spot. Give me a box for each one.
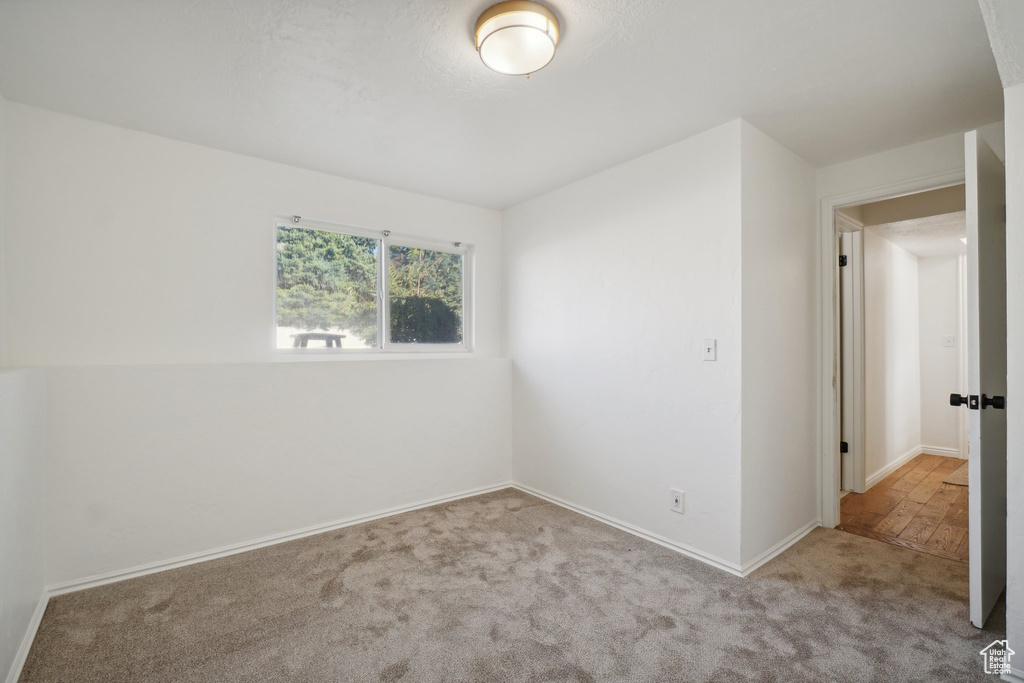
[275,220,469,351]
[388,244,465,344]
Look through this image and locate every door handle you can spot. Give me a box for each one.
[982,394,1006,410]
[950,394,980,409]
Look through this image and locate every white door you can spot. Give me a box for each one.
[964,130,1007,629]
[839,231,865,493]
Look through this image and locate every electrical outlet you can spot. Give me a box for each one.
[670,489,684,514]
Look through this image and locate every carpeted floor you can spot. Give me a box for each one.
[21,488,1002,682]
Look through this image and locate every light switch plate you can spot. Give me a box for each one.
[703,339,717,361]
[943,336,955,348]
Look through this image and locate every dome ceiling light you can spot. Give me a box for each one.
[475,1,560,76]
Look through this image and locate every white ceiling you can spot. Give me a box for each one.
[867,211,967,258]
[0,0,1004,209]
[979,0,1024,87]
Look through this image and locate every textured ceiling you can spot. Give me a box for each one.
[867,211,967,258]
[979,0,1024,87]
[0,0,1005,208]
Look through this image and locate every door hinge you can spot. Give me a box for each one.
[839,254,848,267]
[840,441,849,453]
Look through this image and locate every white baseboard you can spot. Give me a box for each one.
[46,480,822,597]
[47,481,514,596]
[865,444,964,490]
[512,484,818,577]
[511,483,744,575]
[920,445,962,459]
[739,520,820,576]
[4,592,49,683]
[865,446,922,489]
[1001,665,1024,682]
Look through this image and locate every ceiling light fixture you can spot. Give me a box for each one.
[475,1,560,76]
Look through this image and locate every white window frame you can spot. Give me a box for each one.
[273,216,472,355]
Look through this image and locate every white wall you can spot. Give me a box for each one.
[504,119,819,570]
[817,133,966,201]
[0,94,46,683]
[738,122,818,564]
[1003,79,1024,678]
[0,91,8,367]
[917,255,963,454]
[863,231,921,478]
[3,104,503,365]
[0,104,512,588]
[45,360,511,585]
[0,369,46,682]
[504,121,745,567]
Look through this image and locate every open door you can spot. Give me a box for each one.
[963,130,1007,629]
[839,230,865,493]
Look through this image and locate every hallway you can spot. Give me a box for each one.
[837,454,968,562]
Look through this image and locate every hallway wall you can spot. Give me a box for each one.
[917,255,964,454]
[863,231,921,480]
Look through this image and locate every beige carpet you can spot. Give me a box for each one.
[945,462,969,486]
[21,489,1002,682]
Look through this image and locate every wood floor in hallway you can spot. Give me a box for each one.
[837,454,969,563]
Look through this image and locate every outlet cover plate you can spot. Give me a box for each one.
[670,489,684,514]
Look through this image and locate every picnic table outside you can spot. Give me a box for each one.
[291,332,346,348]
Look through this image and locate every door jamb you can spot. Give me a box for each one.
[838,225,866,494]
[818,170,965,528]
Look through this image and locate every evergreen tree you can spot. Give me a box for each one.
[276,227,464,345]
[276,227,379,343]
[388,244,463,343]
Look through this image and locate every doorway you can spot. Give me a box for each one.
[818,130,1007,629]
[834,186,970,562]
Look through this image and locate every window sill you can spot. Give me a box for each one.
[271,349,475,362]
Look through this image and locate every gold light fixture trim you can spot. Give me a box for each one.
[475,1,560,76]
